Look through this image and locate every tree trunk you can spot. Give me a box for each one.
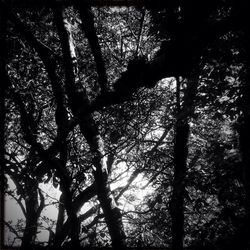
[56,171,80,249]
[53,193,66,247]
[79,117,126,249]
[93,162,126,249]
[170,77,198,250]
[57,140,81,249]
[170,118,190,250]
[20,181,39,250]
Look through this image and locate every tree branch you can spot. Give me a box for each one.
[134,8,146,57]
[72,183,96,212]
[0,1,59,70]
[10,90,70,186]
[37,188,45,215]
[53,5,79,109]
[115,169,141,202]
[5,190,27,217]
[3,221,22,240]
[1,2,71,161]
[76,3,108,94]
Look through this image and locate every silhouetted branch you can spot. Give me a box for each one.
[3,221,22,240]
[76,3,108,94]
[5,190,27,217]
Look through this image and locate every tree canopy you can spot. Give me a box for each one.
[1,1,250,249]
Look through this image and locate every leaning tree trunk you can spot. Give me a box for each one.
[53,193,66,247]
[57,142,81,250]
[53,6,126,248]
[79,116,127,249]
[169,77,198,250]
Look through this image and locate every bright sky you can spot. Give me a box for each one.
[4,177,61,246]
[5,164,154,246]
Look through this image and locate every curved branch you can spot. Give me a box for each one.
[76,3,108,94]
[10,90,70,184]
[1,2,69,160]
[0,1,58,69]
[21,8,240,160]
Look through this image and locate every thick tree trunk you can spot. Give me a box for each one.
[53,184,96,246]
[170,118,190,250]
[64,197,80,249]
[170,77,198,250]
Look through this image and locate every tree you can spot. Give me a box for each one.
[0,5,8,248]
[2,1,250,249]
[5,153,45,250]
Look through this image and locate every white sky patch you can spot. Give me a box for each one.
[4,176,62,246]
[5,161,155,246]
[159,77,176,89]
[4,178,25,246]
[110,162,154,211]
[37,182,62,244]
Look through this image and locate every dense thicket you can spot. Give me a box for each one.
[1,1,250,249]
